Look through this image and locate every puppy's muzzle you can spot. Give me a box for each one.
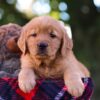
[37,42,48,55]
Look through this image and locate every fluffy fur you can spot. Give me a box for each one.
[18,16,90,97]
[0,23,21,76]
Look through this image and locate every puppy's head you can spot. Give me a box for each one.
[18,16,73,60]
[0,23,21,53]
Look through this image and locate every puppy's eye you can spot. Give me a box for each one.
[31,33,37,37]
[50,32,56,38]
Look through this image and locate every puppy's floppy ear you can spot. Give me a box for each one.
[17,27,27,54]
[6,36,21,53]
[60,22,73,57]
[59,21,72,39]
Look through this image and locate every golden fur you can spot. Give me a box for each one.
[18,16,90,97]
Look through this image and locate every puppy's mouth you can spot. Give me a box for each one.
[36,50,48,59]
[36,42,49,58]
[37,52,48,56]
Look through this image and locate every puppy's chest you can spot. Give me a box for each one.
[34,64,63,78]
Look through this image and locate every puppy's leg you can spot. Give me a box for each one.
[64,69,85,97]
[18,54,36,93]
[63,52,89,97]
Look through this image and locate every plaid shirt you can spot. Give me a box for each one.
[0,78,93,100]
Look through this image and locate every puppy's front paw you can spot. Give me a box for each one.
[18,69,36,93]
[64,78,84,97]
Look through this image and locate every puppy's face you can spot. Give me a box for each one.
[27,24,62,59]
[18,16,73,60]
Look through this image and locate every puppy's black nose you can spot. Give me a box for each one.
[38,42,48,50]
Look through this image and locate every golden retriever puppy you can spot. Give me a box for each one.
[18,16,90,97]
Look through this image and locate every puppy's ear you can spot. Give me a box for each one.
[6,36,21,53]
[17,28,27,54]
[59,21,72,39]
[60,22,73,57]
[61,31,73,56]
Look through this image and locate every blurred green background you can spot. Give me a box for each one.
[0,0,100,99]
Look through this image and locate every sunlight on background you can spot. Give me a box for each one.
[59,2,67,11]
[16,0,100,19]
[16,0,51,17]
[60,12,70,21]
[16,0,70,21]
[93,0,100,7]
[32,0,51,15]
[16,0,33,12]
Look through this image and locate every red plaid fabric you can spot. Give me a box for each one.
[0,77,93,100]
